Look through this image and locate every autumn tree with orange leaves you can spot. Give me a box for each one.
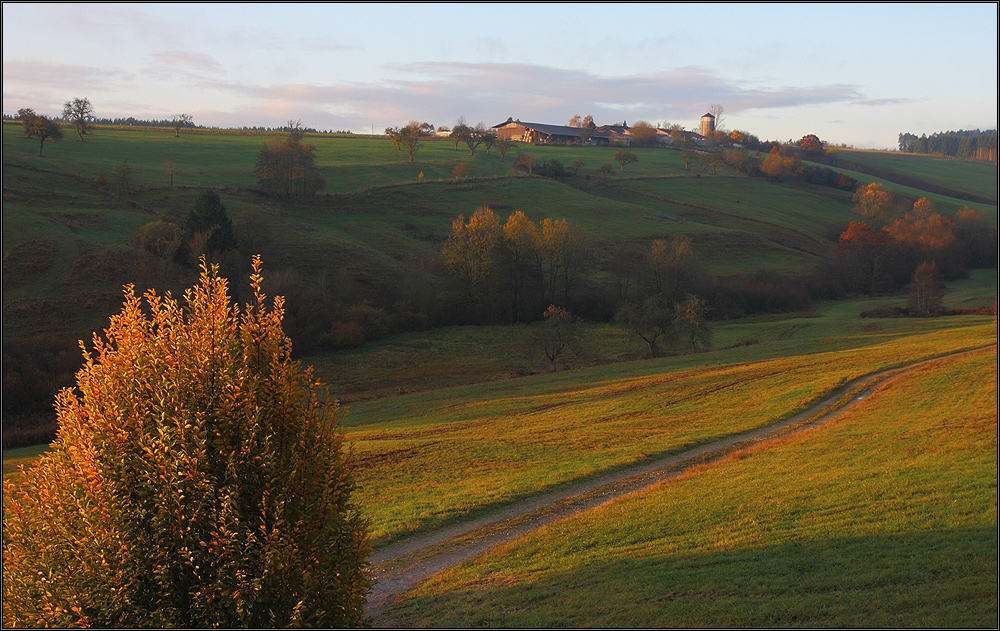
[443,207,503,297]
[831,196,995,296]
[502,210,543,321]
[628,121,660,148]
[852,182,893,227]
[2,258,370,628]
[798,134,824,154]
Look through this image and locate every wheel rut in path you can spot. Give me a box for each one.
[364,345,995,625]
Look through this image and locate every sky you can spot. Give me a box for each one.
[3,2,997,149]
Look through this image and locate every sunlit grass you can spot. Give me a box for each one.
[388,347,998,628]
[835,148,998,204]
[346,321,995,546]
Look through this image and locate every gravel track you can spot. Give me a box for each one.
[364,345,995,626]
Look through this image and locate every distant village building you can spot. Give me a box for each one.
[594,124,632,146]
[492,119,612,145]
[491,113,714,147]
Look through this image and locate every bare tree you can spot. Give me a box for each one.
[287,119,305,142]
[449,116,470,151]
[454,121,491,156]
[615,295,674,358]
[114,159,133,196]
[172,113,194,138]
[399,121,423,163]
[163,152,178,187]
[613,150,638,171]
[515,151,535,174]
[908,261,946,315]
[709,103,725,131]
[62,97,95,141]
[674,294,712,351]
[528,305,582,371]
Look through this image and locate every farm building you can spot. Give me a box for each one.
[492,118,710,146]
[659,128,707,146]
[492,119,613,145]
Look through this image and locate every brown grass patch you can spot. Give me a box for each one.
[41,211,103,232]
[2,240,59,286]
[68,247,127,283]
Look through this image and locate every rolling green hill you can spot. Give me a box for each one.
[2,121,997,435]
[820,148,998,207]
[4,121,997,627]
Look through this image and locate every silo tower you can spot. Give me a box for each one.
[700,112,716,138]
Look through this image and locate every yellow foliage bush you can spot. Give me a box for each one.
[2,257,370,628]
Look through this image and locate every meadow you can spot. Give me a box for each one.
[833,148,998,203]
[384,345,997,628]
[3,122,997,627]
[342,304,996,546]
[3,123,780,342]
[5,122,995,347]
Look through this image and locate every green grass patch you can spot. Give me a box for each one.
[388,347,998,627]
[834,148,998,204]
[341,319,995,546]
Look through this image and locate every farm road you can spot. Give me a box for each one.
[364,345,995,626]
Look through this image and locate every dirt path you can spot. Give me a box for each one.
[364,345,995,626]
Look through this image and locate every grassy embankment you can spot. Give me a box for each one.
[808,148,998,219]
[5,125,995,344]
[245,271,995,545]
[385,345,998,628]
[342,311,995,546]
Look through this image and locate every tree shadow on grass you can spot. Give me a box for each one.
[387,526,998,628]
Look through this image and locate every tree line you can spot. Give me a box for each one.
[440,207,715,359]
[898,129,998,161]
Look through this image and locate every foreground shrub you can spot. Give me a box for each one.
[2,257,370,628]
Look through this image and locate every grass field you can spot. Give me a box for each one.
[343,316,996,547]
[4,122,996,350]
[0,124,785,346]
[834,148,998,203]
[3,119,996,625]
[6,286,995,548]
[385,346,998,628]
[306,267,996,402]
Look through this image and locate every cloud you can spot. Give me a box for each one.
[1,60,127,110]
[849,97,920,107]
[161,61,880,133]
[2,60,123,88]
[1,57,903,137]
[149,51,224,74]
